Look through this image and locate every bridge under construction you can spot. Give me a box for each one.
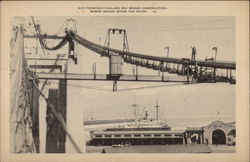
[25,19,236,86]
[9,17,236,154]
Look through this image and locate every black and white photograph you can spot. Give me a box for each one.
[1,1,249,162]
[9,16,236,153]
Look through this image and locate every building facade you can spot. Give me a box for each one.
[90,130,186,146]
[203,121,236,145]
[88,120,236,146]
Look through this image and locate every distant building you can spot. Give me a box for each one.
[88,120,235,146]
[184,120,235,145]
[203,121,236,145]
[90,130,185,146]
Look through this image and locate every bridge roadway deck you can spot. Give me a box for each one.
[36,72,187,82]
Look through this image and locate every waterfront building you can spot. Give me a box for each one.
[88,120,236,146]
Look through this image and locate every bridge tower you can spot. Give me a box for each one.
[64,18,85,153]
[65,18,78,64]
[104,29,129,91]
[104,28,129,52]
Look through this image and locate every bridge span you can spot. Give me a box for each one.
[10,17,236,154]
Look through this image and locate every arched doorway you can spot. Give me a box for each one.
[212,129,226,145]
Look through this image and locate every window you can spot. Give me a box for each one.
[134,134,141,137]
[124,134,131,137]
[95,135,102,138]
[105,135,112,137]
[154,134,161,137]
[144,134,151,137]
[174,134,183,137]
[164,134,171,136]
[114,135,121,137]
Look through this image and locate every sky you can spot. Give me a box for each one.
[24,16,236,128]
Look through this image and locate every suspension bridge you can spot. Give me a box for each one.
[25,20,236,90]
[10,17,236,153]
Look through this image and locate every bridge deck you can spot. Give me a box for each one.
[36,72,188,82]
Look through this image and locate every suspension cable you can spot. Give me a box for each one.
[31,16,69,51]
[28,17,236,70]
